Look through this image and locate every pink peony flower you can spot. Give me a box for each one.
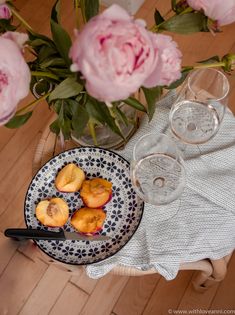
[143,34,182,87]
[187,0,235,26]
[70,4,182,102]
[0,3,11,19]
[0,33,31,126]
[2,31,29,49]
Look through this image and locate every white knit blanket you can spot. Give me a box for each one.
[86,93,235,279]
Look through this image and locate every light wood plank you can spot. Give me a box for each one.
[142,0,158,11]
[0,102,51,183]
[80,275,129,315]
[0,179,30,231]
[0,232,19,275]
[0,128,16,153]
[17,240,44,262]
[113,274,161,315]
[0,138,37,216]
[143,271,194,315]
[0,1,235,314]
[0,252,47,315]
[19,265,71,315]
[70,269,98,294]
[209,253,235,311]
[49,282,89,315]
[177,272,219,311]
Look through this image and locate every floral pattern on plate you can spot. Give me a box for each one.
[24,147,144,265]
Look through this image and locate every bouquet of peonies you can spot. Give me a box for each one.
[0,0,235,145]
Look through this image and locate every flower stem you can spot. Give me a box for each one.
[16,92,50,115]
[88,120,98,146]
[31,71,60,81]
[179,6,193,15]
[192,62,226,69]
[74,0,80,29]
[10,7,34,33]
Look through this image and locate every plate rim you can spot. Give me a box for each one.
[24,146,144,266]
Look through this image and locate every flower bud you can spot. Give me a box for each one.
[0,4,11,20]
[222,54,235,72]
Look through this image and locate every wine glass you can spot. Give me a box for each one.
[169,68,230,144]
[131,133,186,205]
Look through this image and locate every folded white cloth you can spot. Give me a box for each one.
[86,92,235,279]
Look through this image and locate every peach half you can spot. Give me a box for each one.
[71,207,106,234]
[55,163,85,193]
[80,178,112,208]
[35,197,69,227]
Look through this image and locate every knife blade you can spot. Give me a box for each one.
[4,228,110,242]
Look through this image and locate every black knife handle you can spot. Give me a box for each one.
[4,228,66,241]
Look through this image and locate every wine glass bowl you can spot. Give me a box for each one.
[131,133,186,205]
[169,68,230,144]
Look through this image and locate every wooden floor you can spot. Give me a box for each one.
[1,0,235,314]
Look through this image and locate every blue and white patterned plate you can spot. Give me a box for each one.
[24,147,144,265]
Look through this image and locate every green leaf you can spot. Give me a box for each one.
[50,118,60,135]
[86,98,124,138]
[30,39,52,48]
[113,105,129,126]
[166,67,193,90]
[142,86,163,121]
[50,19,72,66]
[52,99,62,114]
[5,112,33,129]
[28,32,54,46]
[197,56,220,64]
[160,12,207,34]
[80,0,99,22]
[72,103,89,138]
[0,18,17,32]
[49,77,83,102]
[58,102,72,139]
[38,45,58,63]
[123,97,147,112]
[48,67,72,77]
[61,118,71,140]
[51,0,60,24]
[171,0,177,12]
[154,9,164,25]
[40,57,66,68]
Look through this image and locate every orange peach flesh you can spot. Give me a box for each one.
[35,198,69,227]
[71,207,106,234]
[55,163,85,192]
[80,178,112,208]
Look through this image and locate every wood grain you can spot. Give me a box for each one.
[18,265,71,315]
[0,252,47,315]
[113,274,161,315]
[49,282,89,315]
[0,1,234,314]
[143,271,194,315]
[79,275,129,315]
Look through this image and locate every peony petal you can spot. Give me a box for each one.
[2,32,28,49]
[0,36,30,125]
[100,4,132,21]
[187,0,235,26]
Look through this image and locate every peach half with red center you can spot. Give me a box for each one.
[80,178,112,208]
[71,207,106,234]
[35,197,69,227]
[55,163,85,192]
